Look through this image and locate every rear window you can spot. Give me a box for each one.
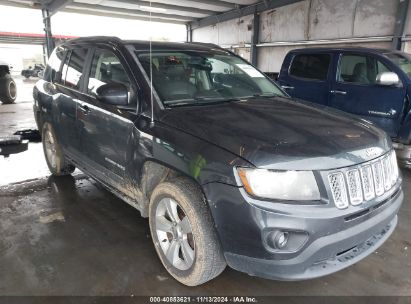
[63,48,88,90]
[44,47,66,83]
[289,53,330,81]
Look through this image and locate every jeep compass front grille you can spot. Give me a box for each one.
[328,150,399,209]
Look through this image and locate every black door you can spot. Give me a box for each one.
[79,47,138,192]
[53,47,90,158]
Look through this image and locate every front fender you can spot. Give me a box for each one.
[132,117,252,187]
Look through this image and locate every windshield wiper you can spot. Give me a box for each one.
[251,93,282,98]
[164,97,242,107]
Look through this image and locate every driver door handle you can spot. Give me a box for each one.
[79,104,91,114]
[330,90,347,95]
[281,85,294,90]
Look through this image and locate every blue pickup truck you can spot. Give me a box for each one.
[277,47,411,165]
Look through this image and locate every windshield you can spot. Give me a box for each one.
[385,52,411,78]
[137,50,284,107]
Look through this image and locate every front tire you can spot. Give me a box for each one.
[0,77,17,104]
[149,178,226,286]
[42,122,75,176]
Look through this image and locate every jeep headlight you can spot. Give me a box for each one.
[237,168,320,201]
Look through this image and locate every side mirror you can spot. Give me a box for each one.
[96,83,128,106]
[376,72,400,86]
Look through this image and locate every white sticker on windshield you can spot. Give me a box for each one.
[236,64,265,78]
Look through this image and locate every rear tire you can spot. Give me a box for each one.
[42,122,75,176]
[0,77,17,104]
[149,178,226,286]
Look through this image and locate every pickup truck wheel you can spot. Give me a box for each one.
[0,77,17,104]
[149,178,226,286]
[42,123,75,176]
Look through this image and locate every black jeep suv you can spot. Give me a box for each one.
[33,37,403,286]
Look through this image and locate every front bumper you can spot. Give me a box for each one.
[225,210,398,281]
[203,182,403,281]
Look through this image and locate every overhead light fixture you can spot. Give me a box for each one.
[139,5,167,13]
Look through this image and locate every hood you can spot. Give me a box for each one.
[158,97,391,170]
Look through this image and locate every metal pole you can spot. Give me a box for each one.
[251,12,260,66]
[392,0,410,50]
[42,9,54,58]
[42,44,47,65]
[186,23,193,42]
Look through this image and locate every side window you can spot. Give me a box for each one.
[64,48,88,90]
[61,50,70,86]
[338,54,388,85]
[377,60,391,74]
[289,54,330,81]
[44,47,66,83]
[87,49,131,96]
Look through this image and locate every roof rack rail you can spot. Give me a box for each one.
[188,42,222,49]
[64,36,123,44]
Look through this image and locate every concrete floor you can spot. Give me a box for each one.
[0,77,410,296]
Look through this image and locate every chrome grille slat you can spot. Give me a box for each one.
[372,160,384,196]
[389,153,397,186]
[328,172,349,209]
[346,169,363,205]
[328,150,399,209]
[382,156,392,191]
[391,151,399,183]
[360,165,375,201]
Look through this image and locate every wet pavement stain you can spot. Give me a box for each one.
[39,212,65,224]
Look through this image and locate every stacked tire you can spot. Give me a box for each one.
[0,75,17,104]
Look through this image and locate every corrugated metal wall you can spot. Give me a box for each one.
[192,0,404,73]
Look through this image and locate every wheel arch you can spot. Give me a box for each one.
[138,159,210,218]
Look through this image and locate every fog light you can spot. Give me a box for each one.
[273,231,289,249]
[263,229,309,253]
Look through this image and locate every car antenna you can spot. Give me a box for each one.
[149,0,155,128]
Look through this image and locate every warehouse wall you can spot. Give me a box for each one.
[192,14,254,47]
[192,0,404,73]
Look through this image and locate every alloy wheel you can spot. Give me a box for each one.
[8,81,16,99]
[155,197,195,271]
[44,129,57,169]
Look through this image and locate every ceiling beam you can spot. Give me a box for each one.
[62,7,187,24]
[100,0,217,16]
[47,0,72,15]
[183,0,236,10]
[65,2,195,22]
[0,0,38,9]
[190,0,304,29]
[150,0,236,11]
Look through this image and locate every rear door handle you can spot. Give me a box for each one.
[79,104,91,114]
[330,90,347,95]
[281,85,294,90]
